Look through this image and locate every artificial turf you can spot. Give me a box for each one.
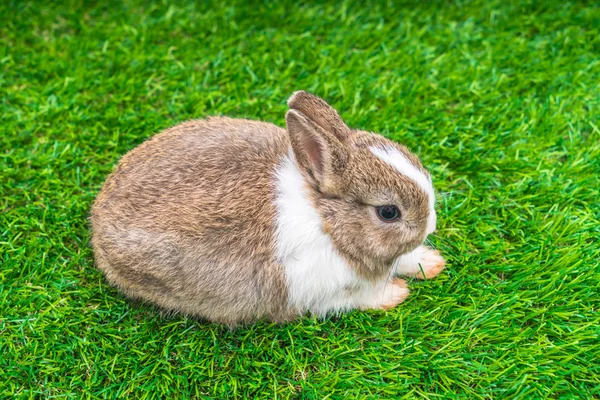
[2,0,600,398]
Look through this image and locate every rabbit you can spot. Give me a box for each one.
[90,91,446,325]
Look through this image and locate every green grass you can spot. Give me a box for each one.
[2,0,599,398]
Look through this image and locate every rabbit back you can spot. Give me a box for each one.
[91,117,294,323]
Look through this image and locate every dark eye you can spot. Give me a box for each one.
[376,205,400,222]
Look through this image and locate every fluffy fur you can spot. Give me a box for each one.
[90,91,446,324]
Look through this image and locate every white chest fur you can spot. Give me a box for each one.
[273,154,362,316]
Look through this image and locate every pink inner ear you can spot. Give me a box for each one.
[303,134,324,176]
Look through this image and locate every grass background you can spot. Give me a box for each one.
[2,0,599,398]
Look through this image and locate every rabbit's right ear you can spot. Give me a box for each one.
[287,91,351,141]
[286,109,348,193]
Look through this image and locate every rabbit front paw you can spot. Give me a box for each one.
[377,278,410,310]
[393,246,446,280]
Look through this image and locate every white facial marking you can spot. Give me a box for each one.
[369,146,437,234]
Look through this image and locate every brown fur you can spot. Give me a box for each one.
[92,118,295,324]
[91,91,436,323]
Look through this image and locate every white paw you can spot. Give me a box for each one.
[412,247,446,279]
[378,278,410,310]
[394,246,447,279]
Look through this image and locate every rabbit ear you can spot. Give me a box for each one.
[287,91,351,142]
[286,109,348,192]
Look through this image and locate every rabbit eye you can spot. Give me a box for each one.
[376,205,400,222]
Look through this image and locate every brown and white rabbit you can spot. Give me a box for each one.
[90,91,446,324]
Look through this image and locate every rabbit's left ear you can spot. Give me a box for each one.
[287,91,351,142]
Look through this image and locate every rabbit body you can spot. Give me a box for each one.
[91,92,446,324]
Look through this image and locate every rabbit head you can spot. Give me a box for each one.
[286,91,437,279]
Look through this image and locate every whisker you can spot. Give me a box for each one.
[425,238,436,249]
[381,262,397,303]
